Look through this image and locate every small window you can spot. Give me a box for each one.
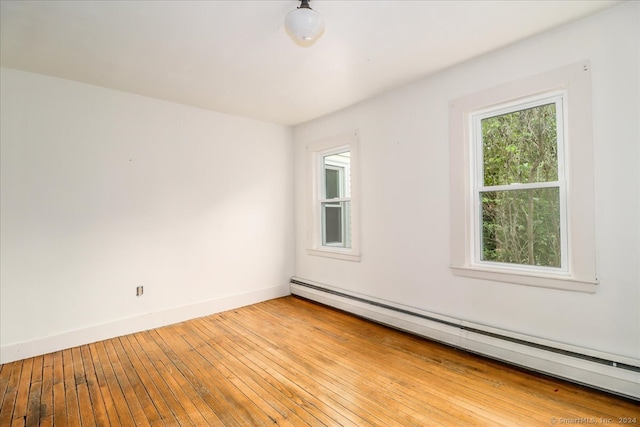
[307,131,360,261]
[321,151,351,248]
[449,61,597,292]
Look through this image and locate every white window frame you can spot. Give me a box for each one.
[307,131,360,262]
[449,61,597,293]
[321,154,351,248]
[471,92,568,273]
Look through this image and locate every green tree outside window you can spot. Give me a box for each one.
[479,103,562,268]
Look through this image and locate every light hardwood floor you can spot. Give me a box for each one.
[1,296,638,426]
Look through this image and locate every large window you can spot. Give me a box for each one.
[449,62,597,292]
[473,94,567,272]
[307,131,360,261]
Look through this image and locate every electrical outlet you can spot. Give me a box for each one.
[136,286,144,297]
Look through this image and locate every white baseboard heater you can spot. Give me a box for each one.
[290,277,640,401]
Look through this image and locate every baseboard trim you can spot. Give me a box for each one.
[290,277,640,400]
[1,284,290,364]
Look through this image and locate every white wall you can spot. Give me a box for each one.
[0,68,294,362]
[293,2,639,359]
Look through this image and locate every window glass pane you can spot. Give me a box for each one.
[322,201,351,248]
[323,203,342,244]
[325,168,340,199]
[481,188,561,267]
[323,151,350,198]
[482,103,558,186]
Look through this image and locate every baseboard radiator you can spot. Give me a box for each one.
[290,277,640,401]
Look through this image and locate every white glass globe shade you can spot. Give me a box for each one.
[285,7,324,43]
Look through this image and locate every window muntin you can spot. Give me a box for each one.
[471,94,568,273]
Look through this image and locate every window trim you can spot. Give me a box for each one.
[449,61,597,293]
[306,130,360,262]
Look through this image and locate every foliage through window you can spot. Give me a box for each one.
[473,94,567,271]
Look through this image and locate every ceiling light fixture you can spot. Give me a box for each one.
[285,0,324,46]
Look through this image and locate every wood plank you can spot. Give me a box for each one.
[25,355,43,427]
[39,353,54,427]
[0,362,22,426]
[71,347,96,427]
[79,345,109,426]
[10,357,32,426]
[62,349,81,427]
[0,363,12,408]
[52,352,67,425]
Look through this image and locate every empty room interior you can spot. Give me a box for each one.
[1,0,639,425]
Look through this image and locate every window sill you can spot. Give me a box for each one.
[450,265,598,293]
[307,248,361,262]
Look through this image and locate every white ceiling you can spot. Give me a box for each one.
[0,1,621,126]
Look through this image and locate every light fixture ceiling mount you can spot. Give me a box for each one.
[285,0,324,46]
